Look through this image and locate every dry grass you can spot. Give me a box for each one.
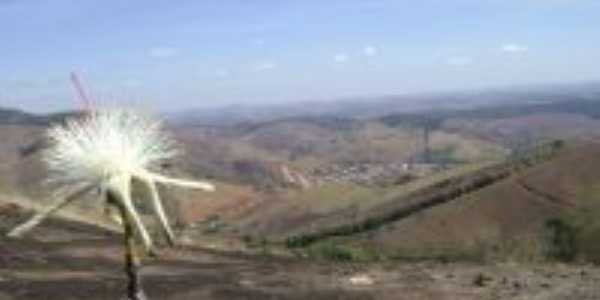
[317,142,597,263]
[0,194,120,233]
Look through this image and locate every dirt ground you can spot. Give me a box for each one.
[1,202,600,300]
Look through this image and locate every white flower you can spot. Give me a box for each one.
[44,109,177,187]
[8,108,214,254]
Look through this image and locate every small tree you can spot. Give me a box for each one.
[543,218,577,262]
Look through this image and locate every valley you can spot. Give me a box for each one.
[3,92,600,299]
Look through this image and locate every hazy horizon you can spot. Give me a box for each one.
[2,0,600,113]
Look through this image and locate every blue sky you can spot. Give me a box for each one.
[1,0,600,112]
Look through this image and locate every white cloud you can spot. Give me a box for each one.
[253,61,277,71]
[334,53,349,63]
[501,43,528,54]
[446,56,473,66]
[215,68,231,78]
[364,45,378,57]
[148,46,180,58]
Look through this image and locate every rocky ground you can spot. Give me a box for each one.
[1,202,600,300]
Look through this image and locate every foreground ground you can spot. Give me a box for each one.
[1,202,600,300]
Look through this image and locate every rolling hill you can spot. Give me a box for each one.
[277,141,600,263]
[3,94,600,265]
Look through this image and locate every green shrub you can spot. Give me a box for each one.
[308,242,354,261]
[389,247,485,263]
[540,193,600,264]
[306,242,381,262]
[573,223,600,263]
[543,218,577,262]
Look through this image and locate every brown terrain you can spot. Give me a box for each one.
[2,201,600,300]
[363,142,600,254]
[3,103,600,299]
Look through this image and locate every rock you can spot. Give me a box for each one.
[473,273,492,287]
[540,282,551,288]
[348,274,375,286]
[239,279,255,287]
[513,281,522,289]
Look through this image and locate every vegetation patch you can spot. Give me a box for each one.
[286,141,564,249]
[286,167,512,248]
[542,187,600,263]
[304,241,382,262]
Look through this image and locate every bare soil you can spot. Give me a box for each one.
[1,202,600,300]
